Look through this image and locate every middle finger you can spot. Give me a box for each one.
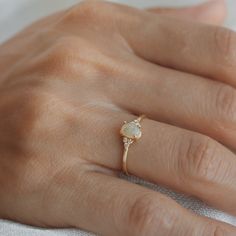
[104,55,236,151]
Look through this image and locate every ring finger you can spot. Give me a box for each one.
[85,108,236,215]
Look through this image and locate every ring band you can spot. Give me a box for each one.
[120,114,146,175]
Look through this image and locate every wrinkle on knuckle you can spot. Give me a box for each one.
[179,135,222,183]
[215,84,236,124]
[128,194,176,236]
[213,26,236,67]
[205,224,230,236]
[213,226,227,236]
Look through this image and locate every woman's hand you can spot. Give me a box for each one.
[0,0,236,235]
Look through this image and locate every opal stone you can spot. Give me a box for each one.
[120,122,142,139]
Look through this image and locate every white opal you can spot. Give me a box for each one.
[120,122,142,139]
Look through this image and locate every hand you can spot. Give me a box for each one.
[0,0,236,235]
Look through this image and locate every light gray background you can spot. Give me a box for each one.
[0,0,236,235]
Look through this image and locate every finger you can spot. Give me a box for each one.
[116,5,236,87]
[103,55,236,152]
[61,171,236,236]
[147,0,227,25]
[88,109,236,216]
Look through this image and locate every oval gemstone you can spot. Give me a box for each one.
[120,122,142,139]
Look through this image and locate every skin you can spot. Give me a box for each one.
[1,0,236,235]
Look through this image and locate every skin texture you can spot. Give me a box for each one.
[1,0,236,235]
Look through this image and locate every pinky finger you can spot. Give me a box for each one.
[66,171,236,236]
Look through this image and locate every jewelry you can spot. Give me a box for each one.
[120,114,146,175]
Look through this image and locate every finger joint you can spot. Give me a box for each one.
[215,84,236,123]
[213,27,236,67]
[178,134,222,183]
[128,194,177,236]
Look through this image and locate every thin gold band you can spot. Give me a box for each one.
[122,146,129,175]
[120,114,146,176]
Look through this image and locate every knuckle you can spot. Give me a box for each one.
[33,88,57,112]
[63,0,115,23]
[32,87,74,126]
[128,195,158,234]
[179,134,222,182]
[215,84,236,123]
[0,89,48,190]
[42,36,80,75]
[32,36,95,77]
[79,0,113,13]
[36,35,115,79]
[213,27,236,66]
[10,89,75,191]
[0,88,38,149]
[128,194,176,235]
[6,88,58,143]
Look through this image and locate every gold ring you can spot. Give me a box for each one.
[120,114,146,175]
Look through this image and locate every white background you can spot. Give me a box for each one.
[0,0,236,43]
[0,1,236,236]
